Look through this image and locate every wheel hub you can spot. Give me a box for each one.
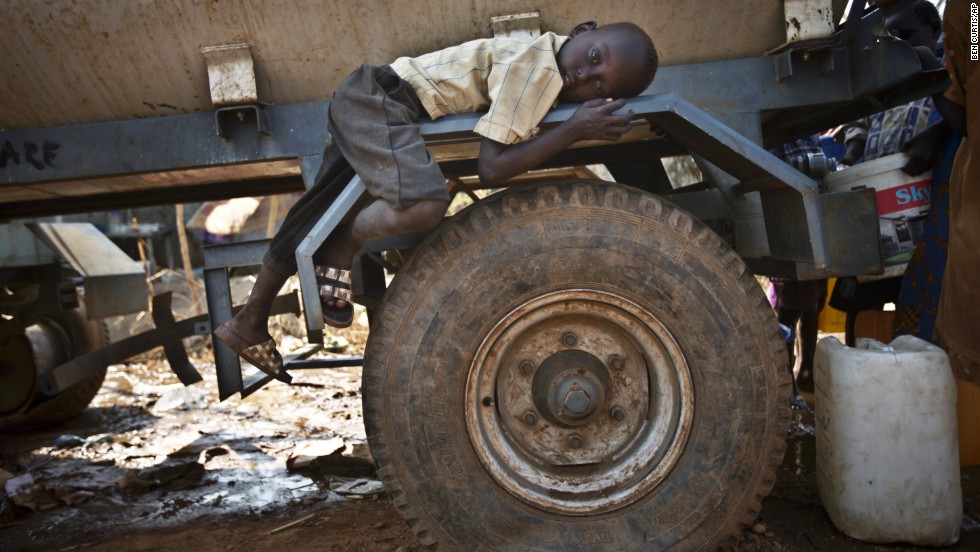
[535,350,608,427]
[466,289,694,514]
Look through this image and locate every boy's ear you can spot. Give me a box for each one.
[569,21,597,37]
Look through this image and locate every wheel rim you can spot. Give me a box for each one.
[466,289,694,515]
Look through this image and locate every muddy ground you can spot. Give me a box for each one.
[1,292,979,551]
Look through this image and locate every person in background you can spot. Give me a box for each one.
[768,136,829,396]
[830,0,945,345]
[891,4,963,343]
[928,0,980,387]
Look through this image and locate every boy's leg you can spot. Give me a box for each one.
[213,264,290,349]
[265,136,356,276]
[314,197,449,311]
[215,135,355,351]
[215,63,445,346]
[348,197,449,245]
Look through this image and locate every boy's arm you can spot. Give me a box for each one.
[478,98,634,186]
[839,119,869,166]
[840,138,866,166]
[933,94,967,136]
[913,44,968,136]
[901,120,951,175]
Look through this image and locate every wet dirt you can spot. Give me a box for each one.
[2,309,979,551]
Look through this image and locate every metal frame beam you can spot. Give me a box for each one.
[0,5,946,221]
[0,102,329,186]
[0,4,948,280]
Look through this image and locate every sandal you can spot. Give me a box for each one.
[316,265,354,328]
[213,324,292,383]
[240,339,290,383]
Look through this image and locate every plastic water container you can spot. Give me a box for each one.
[814,335,961,545]
[823,152,932,281]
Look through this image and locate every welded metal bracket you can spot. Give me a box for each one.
[201,42,271,140]
[215,104,270,139]
[491,11,541,41]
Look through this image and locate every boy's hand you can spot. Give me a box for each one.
[911,45,942,72]
[901,122,950,175]
[840,139,865,166]
[477,98,634,186]
[902,131,939,175]
[568,98,635,141]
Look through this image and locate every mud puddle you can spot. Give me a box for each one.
[0,274,393,550]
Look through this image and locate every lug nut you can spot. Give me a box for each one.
[612,407,626,421]
[563,387,592,417]
[522,411,537,425]
[609,355,624,370]
[562,332,578,347]
[568,435,584,449]
[520,360,534,375]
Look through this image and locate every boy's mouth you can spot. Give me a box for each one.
[562,72,574,89]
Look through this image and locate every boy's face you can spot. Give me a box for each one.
[885,7,939,51]
[556,27,649,103]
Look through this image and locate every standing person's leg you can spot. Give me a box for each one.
[775,280,803,397]
[777,279,826,397]
[796,309,820,393]
[777,304,803,396]
[797,279,826,393]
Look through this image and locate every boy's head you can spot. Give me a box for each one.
[885,0,941,51]
[555,21,658,103]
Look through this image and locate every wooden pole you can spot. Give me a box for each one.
[130,217,154,314]
[266,195,280,238]
[175,204,201,308]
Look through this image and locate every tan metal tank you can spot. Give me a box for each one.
[0,0,845,130]
[1,5,942,551]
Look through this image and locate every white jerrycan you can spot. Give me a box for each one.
[814,335,961,546]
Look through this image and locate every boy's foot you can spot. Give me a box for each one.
[213,319,291,383]
[316,265,354,328]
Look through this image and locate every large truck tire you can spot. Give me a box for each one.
[0,307,109,432]
[363,181,790,551]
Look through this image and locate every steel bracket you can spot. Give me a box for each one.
[215,104,270,140]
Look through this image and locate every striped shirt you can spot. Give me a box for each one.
[844,97,938,161]
[390,32,569,145]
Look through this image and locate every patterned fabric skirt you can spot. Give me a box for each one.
[892,134,961,343]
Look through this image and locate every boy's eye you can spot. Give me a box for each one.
[590,47,599,63]
[888,27,914,41]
